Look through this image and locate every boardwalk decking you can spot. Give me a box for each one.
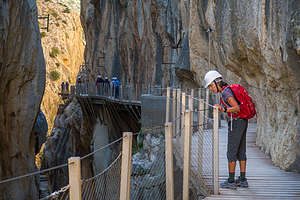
[205,121,300,200]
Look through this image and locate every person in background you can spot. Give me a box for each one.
[104,76,110,96]
[112,77,120,98]
[61,81,65,94]
[204,70,249,189]
[77,76,82,94]
[95,75,104,95]
[65,81,69,94]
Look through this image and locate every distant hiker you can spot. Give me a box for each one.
[204,70,256,189]
[95,75,104,95]
[61,81,65,94]
[77,76,82,94]
[104,76,110,96]
[112,77,120,98]
[65,81,69,94]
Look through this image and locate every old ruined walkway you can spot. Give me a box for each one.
[205,121,300,200]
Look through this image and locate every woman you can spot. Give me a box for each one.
[204,70,249,189]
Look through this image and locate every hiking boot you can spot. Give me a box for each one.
[220,179,237,189]
[236,177,249,188]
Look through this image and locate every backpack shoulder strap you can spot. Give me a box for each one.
[227,85,241,105]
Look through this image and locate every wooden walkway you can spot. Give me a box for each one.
[205,121,300,200]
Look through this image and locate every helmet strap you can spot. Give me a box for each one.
[214,80,220,93]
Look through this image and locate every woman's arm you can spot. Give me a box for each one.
[225,96,240,113]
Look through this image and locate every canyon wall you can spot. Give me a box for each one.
[189,0,300,171]
[80,0,194,88]
[0,0,46,199]
[37,0,84,136]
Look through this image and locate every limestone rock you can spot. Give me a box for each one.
[80,0,191,89]
[189,0,300,172]
[40,98,82,194]
[36,0,84,136]
[0,1,46,199]
[33,110,48,154]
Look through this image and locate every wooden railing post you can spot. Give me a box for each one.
[166,87,171,122]
[176,89,181,147]
[189,89,194,110]
[120,85,123,100]
[205,89,210,129]
[68,157,82,200]
[135,84,138,100]
[213,106,219,195]
[181,92,186,157]
[182,110,192,200]
[165,122,174,200]
[198,98,204,177]
[120,132,133,200]
[172,89,177,136]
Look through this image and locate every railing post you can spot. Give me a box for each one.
[176,89,181,147]
[213,106,219,195]
[120,85,123,100]
[189,89,194,110]
[182,110,192,200]
[120,132,133,200]
[172,89,177,136]
[198,97,204,177]
[135,84,138,100]
[68,157,82,200]
[166,87,171,122]
[205,89,210,129]
[165,122,174,200]
[181,92,186,157]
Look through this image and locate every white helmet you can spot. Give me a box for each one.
[204,70,222,88]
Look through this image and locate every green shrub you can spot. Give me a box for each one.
[63,7,71,13]
[65,32,69,39]
[49,47,60,58]
[49,70,60,81]
[55,23,60,27]
[51,11,58,18]
[62,20,67,25]
[40,32,46,38]
[55,62,60,67]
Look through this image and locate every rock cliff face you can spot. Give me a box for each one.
[81,0,300,172]
[189,0,300,171]
[41,98,82,194]
[0,1,46,199]
[36,0,84,136]
[80,0,192,88]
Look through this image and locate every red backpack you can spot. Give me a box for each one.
[220,84,256,120]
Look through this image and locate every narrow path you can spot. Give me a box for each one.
[205,121,300,200]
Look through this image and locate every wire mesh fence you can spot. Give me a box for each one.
[0,86,221,200]
[130,127,166,200]
[81,153,122,200]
